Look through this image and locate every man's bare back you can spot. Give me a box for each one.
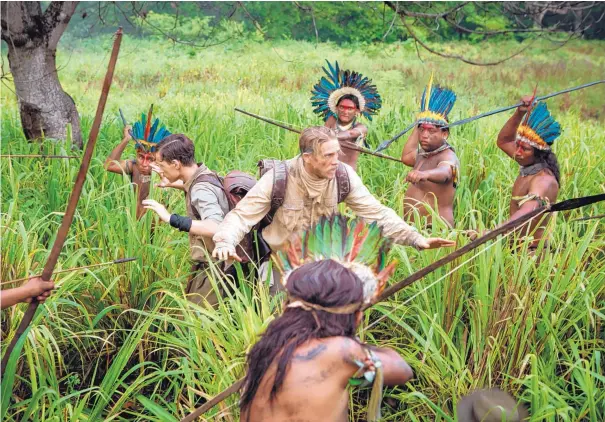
[243,336,412,422]
[243,337,356,422]
[404,147,458,228]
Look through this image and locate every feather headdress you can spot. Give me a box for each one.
[516,102,561,151]
[273,215,397,304]
[416,73,457,127]
[311,60,382,122]
[128,105,171,153]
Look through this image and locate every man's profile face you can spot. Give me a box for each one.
[303,139,341,180]
[136,150,155,175]
[514,140,535,165]
[154,152,180,182]
[336,98,359,125]
[417,123,447,152]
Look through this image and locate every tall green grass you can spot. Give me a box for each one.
[1,35,604,420]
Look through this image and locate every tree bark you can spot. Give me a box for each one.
[1,1,82,148]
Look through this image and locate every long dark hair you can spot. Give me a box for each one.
[239,260,364,415]
[534,148,561,186]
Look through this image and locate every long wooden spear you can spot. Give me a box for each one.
[1,154,79,159]
[1,257,136,286]
[234,108,404,164]
[375,79,605,152]
[179,192,605,421]
[1,28,124,375]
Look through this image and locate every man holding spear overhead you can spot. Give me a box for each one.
[401,75,460,228]
[104,105,170,219]
[493,95,561,254]
[311,60,382,170]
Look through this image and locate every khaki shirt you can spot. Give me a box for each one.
[184,165,230,262]
[213,157,425,252]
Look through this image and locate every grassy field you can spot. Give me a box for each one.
[1,34,604,421]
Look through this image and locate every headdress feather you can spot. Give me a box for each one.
[274,215,396,303]
[417,73,457,127]
[516,101,561,151]
[311,60,382,121]
[127,105,171,153]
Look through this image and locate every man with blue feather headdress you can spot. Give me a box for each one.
[494,95,561,254]
[311,60,382,170]
[104,106,171,219]
[401,75,460,228]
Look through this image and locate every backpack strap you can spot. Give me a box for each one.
[258,159,288,219]
[336,162,350,203]
[188,172,224,220]
[271,161,288,216]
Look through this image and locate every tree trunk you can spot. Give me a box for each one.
[5,41,82,148]
[1,2,82,148]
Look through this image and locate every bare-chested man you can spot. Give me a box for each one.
[496,96,561,251]
[104,110,170,219]
[240,217,413,422]
[311,60,382,170]
[402,78,459,228]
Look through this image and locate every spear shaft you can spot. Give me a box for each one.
[1,258,136,286]
[234,108,404,164]
[376,79,605,152]
[1,28,124,375]
[1,154,78,159]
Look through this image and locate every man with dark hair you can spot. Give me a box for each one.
[142,134,236,305]
[213,126,454,275]
[402,76,460,228]
[494,96,561,253]
[240,217,413,422]
[311,60,382,170]
[324,94,368,169]
[104,110,170,219]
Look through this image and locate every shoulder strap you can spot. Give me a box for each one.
[188,172,224,219]
[270,161,288,216]
[336,162,351,203]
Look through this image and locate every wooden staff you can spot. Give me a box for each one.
[1,257,136,286]
[234,108,404,164]
[179,193,605,421]
[1,28,124,375]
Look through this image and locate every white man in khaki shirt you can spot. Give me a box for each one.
[213,127,455,269]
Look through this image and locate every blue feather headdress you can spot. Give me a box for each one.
[417,73,457,127]
[310,60,382,121]
[516,102,561,151]
[128,105,171,153]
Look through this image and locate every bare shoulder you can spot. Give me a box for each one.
[355,123,368,134]
[531,170,559,193]
[438,148,459,163]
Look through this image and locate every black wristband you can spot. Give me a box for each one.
[169,214,192,232]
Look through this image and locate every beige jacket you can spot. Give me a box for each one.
[213,157,425,252]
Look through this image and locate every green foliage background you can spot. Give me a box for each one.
[1,23,605,422]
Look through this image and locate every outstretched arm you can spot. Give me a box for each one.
[342,338,413,387]
[1,277,55,309]
[497,96,532,159]
[345,169,455,249]
[401,126,419,167]
[105,125,133,175]
[337,123,367,144]
[406,162,454,185]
